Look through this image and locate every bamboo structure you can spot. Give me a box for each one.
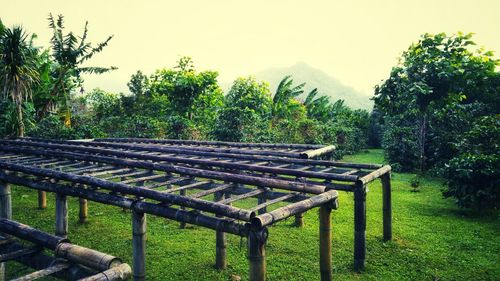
[0,138,393,280]
[0,219,131,280]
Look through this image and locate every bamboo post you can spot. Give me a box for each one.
[38,191,47,209]
[214,191,227,269]
[79,198,88,223]
[248,228,267,281]
[319,204,332,281]
[132,209,146,281]
[55,193,68,238]
[353,181,366,271]
[294,212,304,227]
[257,195,266,215]
[0,181,11,281]
[179,188,186,229]
[381,172,392,241]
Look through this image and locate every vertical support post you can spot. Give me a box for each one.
[0,181,11,281]
[132,209,146,281]
[257,195,266,215]
[179,189,187,229]
[38,191,47,209]
[79,198,88,223]
[55,193,68,238]
[319,204,332,281]
[294,212,304,227]
[353,181,366,271]
[381,172,392,241]
[214,191,227,270]
[248,228,267,281]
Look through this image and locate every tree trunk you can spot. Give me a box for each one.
[419,113,427,173]
[16,102,25,137]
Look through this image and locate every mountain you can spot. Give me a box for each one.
[254,62,373,110]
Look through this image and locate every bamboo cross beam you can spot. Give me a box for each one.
[0,162,255,221]
[0,145,329,194]
[0,140,360,182]
[0,173,249,236]
[12,139,384,170]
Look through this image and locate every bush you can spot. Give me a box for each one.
[442,115,500,210]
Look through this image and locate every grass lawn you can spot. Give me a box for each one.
[5,149,500,280]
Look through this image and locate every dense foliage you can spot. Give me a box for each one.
[374,32,499,210]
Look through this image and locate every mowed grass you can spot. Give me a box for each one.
[5,149,500,280]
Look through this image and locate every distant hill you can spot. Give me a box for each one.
[253,62,373,110]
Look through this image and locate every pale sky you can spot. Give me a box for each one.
[3,0,500,97]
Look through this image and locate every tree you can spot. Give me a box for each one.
[272,75,305,119]
[0,23,38,137]
[42,14,116,126]
[374,32,499,172]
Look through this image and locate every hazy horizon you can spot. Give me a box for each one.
[3,0,499,98]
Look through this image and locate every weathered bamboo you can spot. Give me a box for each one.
[214,192,227,270]
[38,191,47,209]
[0,181,11,220]
[79,198,88,223]
[55,193,68,238]
[18,138,384,169]
[358,165,391,185]
[0,219,68,250]
[11,263,69,281]
[353,181,366,271]
[319,205,332,281]
[94,137,326,150]
[55,242,122,271]
[0,161,256,221]
[79,263,132,281]
[294,212,304,227]
[179,187,187,229]
[0,173,248,236]
[248,228,267,281]
[0,146,329,195]
[132,209,146,281]
[257,194,266,215]
[0,140,360,182]
[300,145,336,159]
[0,181,11,281]
[381,172,392,241]
[251,190,338,228]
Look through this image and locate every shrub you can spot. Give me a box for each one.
[442,115,500,210]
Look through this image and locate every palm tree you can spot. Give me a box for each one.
[42,14,116,126]
[0,24,39,137]
[272,75,305,119]
[304,88,332,122]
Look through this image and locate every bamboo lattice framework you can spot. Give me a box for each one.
[0,138,392,281]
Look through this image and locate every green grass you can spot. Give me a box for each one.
[5,149,500,280]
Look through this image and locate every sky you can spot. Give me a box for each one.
[2,0,500,97]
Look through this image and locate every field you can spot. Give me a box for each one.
[5,149,500,280]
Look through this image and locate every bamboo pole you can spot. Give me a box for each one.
[257,195,266,215]
[0,181,11,281]
[381,172,392,241]
[0,219,68,250]
[300,145,336,159]
[38,191,47,209]
[55,193,68,238]
[248,228,267,281]
[79,263,132,281]
[79,198,88,223]
[319,204,332,281]
[132,209,146,281]
[0,173,249,237]
[353,181,366,271]
[214,192,227,270]
[1,140,361,183]
[55,242,122,271]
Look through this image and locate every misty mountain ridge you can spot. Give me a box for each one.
[254,62,373,110]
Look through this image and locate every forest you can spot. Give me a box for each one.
[0,16,498,212]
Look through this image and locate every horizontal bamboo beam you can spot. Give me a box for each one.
[0,144,328,194]
[0,219,68,250]
[358,165,391,185]
[300,145,336,159]
[13,139,384,169]
[0,163,253,221]
[1,140,359,182]
[79,263,132,281]
[251,190,339,228]
[0,173,249,236]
